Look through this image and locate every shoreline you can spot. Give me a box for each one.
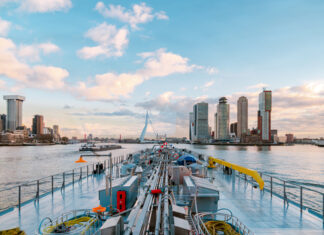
[0,143,57,147]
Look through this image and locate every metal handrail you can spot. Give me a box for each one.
[231,167,324,225]
[0,155,127,212]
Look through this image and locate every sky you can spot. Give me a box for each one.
[0,0,323,138]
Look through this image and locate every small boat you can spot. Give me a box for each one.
[79,143,121,152]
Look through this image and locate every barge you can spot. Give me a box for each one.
[0,144,323,234]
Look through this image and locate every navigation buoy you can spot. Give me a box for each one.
[75,156,87,163]
[92,205,106,213]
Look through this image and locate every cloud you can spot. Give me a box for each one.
[77,23,129,59]
[0,80,6,90]
[73,48,197,100]
[70,109,143,118]
[0,37,68,90]
[0,18,11,36]
[63,105,72,109]
[206,67,219,75]
[247,83,269,90]
[95,2,168,29]
[18,42,59,62]
[18,0,72,13]
[203,80,214,88]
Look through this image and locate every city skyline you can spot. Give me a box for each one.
[0,0,323,138]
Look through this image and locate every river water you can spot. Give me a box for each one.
[0,143,323,191]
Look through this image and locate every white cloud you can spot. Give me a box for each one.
[95,2,168,29]
[145,91,151,96]
[0,37,68,90]
[77,23,129,59]
[247,83,269,90]
[18,0,72,13]
[0,18,11,36]
[206,67,219,75]
[203,80,214,88]
[18,42,59,62]
[73,48,197,100]
[138,48,196,78]
[0,80,6,89]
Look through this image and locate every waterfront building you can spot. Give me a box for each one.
[43,127,53,135]
[53,125,60,136]
[216,97,230,140]
[237,96,248,138]
[230,122,238,137]
[189,112,194,141]
[3,95,25,131]
[193,102,209,142]
[0,114,6,132]
[32,115,44,135]
[214,113,217,139]
[258,90,272,142]
[286,133,294,143]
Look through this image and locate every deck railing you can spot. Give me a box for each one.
[184,149,324,226]
[232,169,324,225]
[0,155,127,213]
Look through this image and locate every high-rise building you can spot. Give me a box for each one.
[214,113,217,139]
[258,90,272,141]
[237,96,248,138]
[53,125,60,135]
[189,112,194,141]
[3,95,25,131]
[0,114,6,132]
[32,115,44,135]
[230,122,238,137]
[193,102,209,142]
[216,97,230,140]
[286,134,294,143]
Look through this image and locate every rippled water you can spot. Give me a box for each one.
[0,143,154,188]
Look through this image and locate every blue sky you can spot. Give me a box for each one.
[0,0,323,138]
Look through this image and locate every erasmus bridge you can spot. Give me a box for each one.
[139,111,164,143]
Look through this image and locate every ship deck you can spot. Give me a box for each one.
[0,168,323,234]
[210,169,324,235]
[0,174,105,234]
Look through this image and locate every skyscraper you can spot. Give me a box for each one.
[0,114,6,132]
[193,102,209,142]
[32,115,44,135]
[258,90,272,141]
[3,95,25,131]
[214,113,217,139]
[53,125,60,136]
[189,112,194,141]
[216,97,230,140]
[237,96,248,138]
